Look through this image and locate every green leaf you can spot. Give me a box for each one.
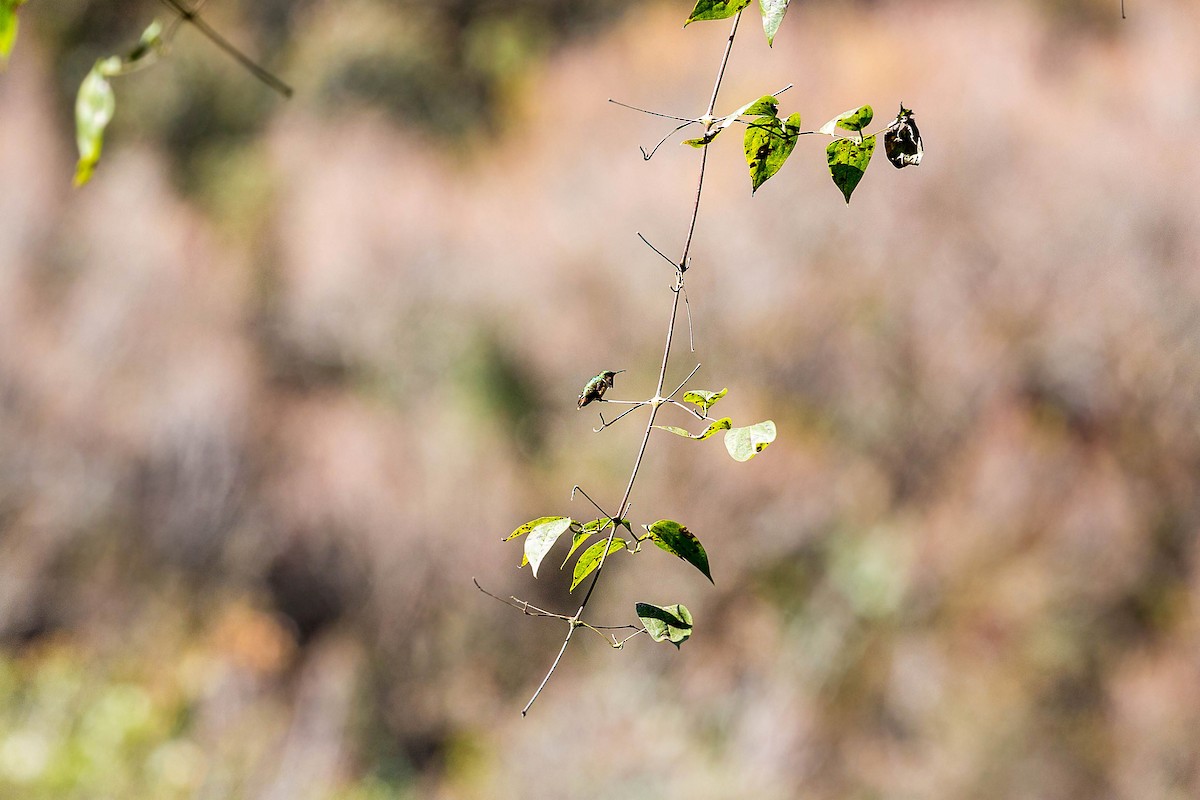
[524,517,574,578]
[560,529,595,569]
[743,95,779,117]
[826,136,876,203]
[74,58,120,187]
[127,20,164,64]
[744,112,800,193]
[758,0,790,46]
[656,417,732,441]
[819,105,874,135]
[0,0,26,69]
[645,520,713,583]
[635,602,694,648]
[682,387,729,414]
[571,538,627,591]
[505,515,564,542]
[724,420,777,461]
[685,0,753,25]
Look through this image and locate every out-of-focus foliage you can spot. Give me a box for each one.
[2,0,1200,797]
[0,0,26,67]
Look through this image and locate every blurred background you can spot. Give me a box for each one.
[2,0,1200,797]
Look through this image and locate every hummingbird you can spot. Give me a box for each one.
[578,370,625,409]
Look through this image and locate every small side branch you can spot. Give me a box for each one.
[156,0,293,97]
[594,402,648,432]
[666,363,702,401]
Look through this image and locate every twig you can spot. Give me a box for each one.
[520,11,745,717]
[571,486,619,523]
[667,399,707,420]
[637,232,682,271]
[155,0,293,97]
[666,363,702,401]
[608,98,696,123]
[594,403,648,433]
[640,121,698,160]
[683,286,695,352]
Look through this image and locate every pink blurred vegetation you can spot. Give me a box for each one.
[1,0,1199,797]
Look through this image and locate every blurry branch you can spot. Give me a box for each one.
[155,0,292,97]
[516,11,746,717]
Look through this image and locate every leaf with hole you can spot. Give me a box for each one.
[883,104,923,169]
[826,136,875,203]
[571,538,627,591]
[683,387,728,414]
[656,417,732,441]
[819,105,874,135]
[724,420,777,461]
[685,0,753,25]
[758,0,790,46]
[646,520,713,583]
[524,517,574,578]
[743,95,779,116]
[636,602,695,648]
[744,112,800,193]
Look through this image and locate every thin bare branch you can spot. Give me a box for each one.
[593,403,647,433]
[608,98,696,123]
[637,232,681,271]
[667,399,708,420]
[667,363,702,401]
[156,0,293,97]
[640,121,697,160]
[571,486,617,522]
[683,285,695,352]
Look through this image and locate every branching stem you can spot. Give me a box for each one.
[519,11,745,717]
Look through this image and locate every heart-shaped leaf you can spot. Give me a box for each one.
[744,112,800,193]
[683,387,729,414]
[758,0,790,46]
[635,603,695,648]
[819,105,874,135]
[826,136,875,203]
[724,420,777,461]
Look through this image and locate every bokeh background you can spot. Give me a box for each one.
[2,0,1200,797]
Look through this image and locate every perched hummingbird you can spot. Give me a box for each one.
[578,370,625,409]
